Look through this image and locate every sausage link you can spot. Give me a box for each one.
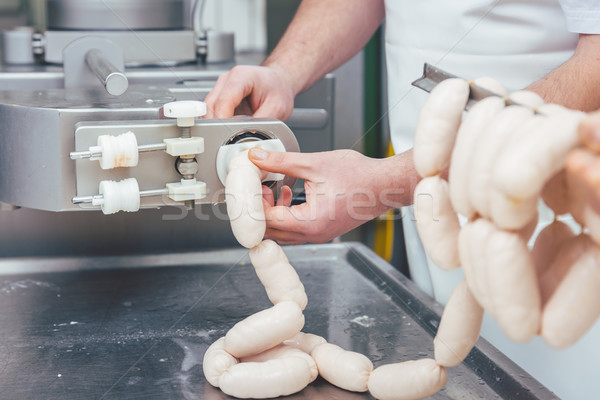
[311,342,373,392]
[493,110,585,201]
[414,78,470,178]
[224,301,305,358]
[219,356,313,398]
[283,332,327,354]
[542,234,600,348]
[469,106,534,218]
[449,96,505,219]
[242,343,318,383]
[203,337,239,388]
[413,176,461,270]
[368,359,448,400]
[226,150,267,248]
[434,280,483,367]
[484,223,541,342]
[249,240,308,310]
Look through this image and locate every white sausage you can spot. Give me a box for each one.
[434,280,484,367]
[532,220,575,278]
[542,234,600,349]
[566,153,588,226]
[368,359,448,400]
[507,90,545,108]
[538,235,581,305]
[224,301,305,358]
[541,170,570,216]
[449,96,505,219]
[311,343,373,392]
[283,332,327,354]
[414,78,470,178]
[249,240,308,310]
[226,150,267,248]
[517,207,539,243]
[484,223,541,342]
[202,337,239,388]
[413,176,461,270]
[489,189,538,231]
[469,106,534,218]
[537,103,570,116]
[241,343,318,383]
[458,220,495,312]
[493,110,585,201]
[472,76,508,97]
[219,356,313,399]
[583,205,600,245]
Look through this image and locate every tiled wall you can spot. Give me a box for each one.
[197,0,267,52]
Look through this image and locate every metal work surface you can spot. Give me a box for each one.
[0,243,555,399]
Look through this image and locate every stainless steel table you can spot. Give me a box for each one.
[0,242,557,399]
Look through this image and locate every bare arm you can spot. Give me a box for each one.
[527,34,600,111]
[264,0,385,95]
[204,0,384,119]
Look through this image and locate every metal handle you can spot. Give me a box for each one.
[285,108,329,129]
[85,49,128,96]
[411,63,544,112]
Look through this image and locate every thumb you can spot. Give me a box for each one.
[248,148,316,180]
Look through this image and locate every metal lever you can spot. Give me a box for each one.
[85,49,128,96]
[411,63,502,111]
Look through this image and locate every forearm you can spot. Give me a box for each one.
[263,0,384,95]
[527,34,600,112]
[373,149,421,213]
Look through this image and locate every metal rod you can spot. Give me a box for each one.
[411,63,503,111]
[69,149,101,160]
[72,188,169,205]
[85,49,129,96]
[69,142,167,160]
[411,63,545,112]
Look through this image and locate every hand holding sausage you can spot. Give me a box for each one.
[247,148,411,244]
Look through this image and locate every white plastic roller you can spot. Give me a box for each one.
[89,131,139,170]
[93,178,141,214]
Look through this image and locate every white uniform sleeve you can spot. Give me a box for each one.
[558,0,600,33]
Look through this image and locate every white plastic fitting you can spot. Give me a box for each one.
[215,139,286,186]
[163,100,207,127]
[89,131,139,170]
[167,178,207,202]
[94,178,140,214]
[164,137,205,156]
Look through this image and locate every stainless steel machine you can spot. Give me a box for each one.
[0,0,333,257]
[0,2,556,399]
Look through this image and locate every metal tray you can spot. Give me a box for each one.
[0,242,557,399]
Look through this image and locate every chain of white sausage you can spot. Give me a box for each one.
[206,150,450,399]
[206,77,600,399]
[415,77,600,356]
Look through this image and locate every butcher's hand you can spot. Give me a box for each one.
[567,111,600,213]
[204,65,296,120]
[248,148,412,244]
